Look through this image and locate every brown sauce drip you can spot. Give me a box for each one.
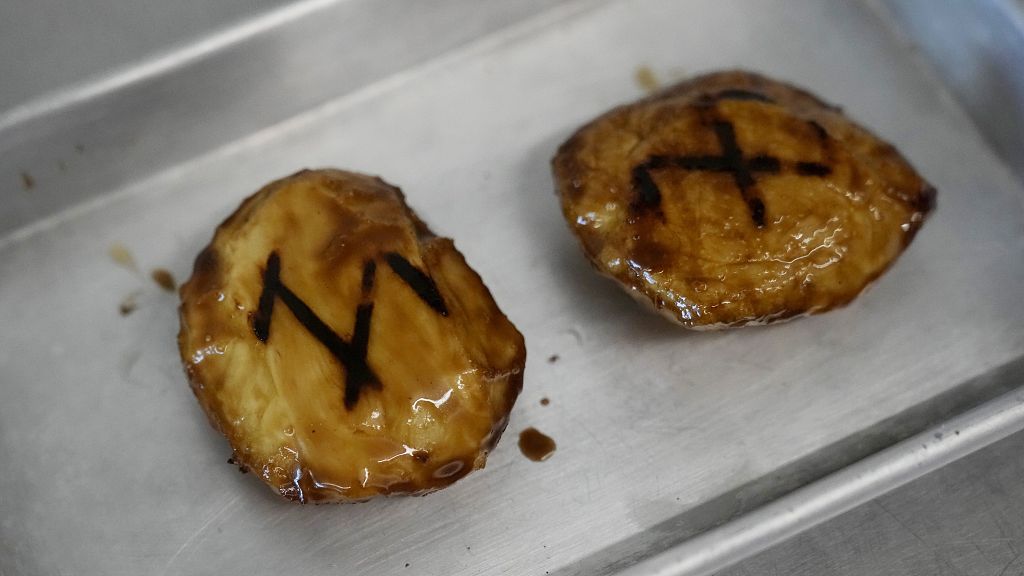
[518,428,556,462]
[119,292,140,316]
[151,268,177,292]
[109,243,137,271]
[20,171,34,190]
[539,397,550,406]
[634,66,660,94]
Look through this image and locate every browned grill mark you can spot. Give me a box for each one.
[710,120,767,226]
[629,115,834,227]
[347,302,375,408]
[709,89,775,103]
[252,253,279,343]
[250,250,451,409]
[253,251,382,410]
[806,119,835,168]
[384,252,449,316]
[796,162,832,176]
[746,155,782,172]
[630,164,663,214]
[807,120,829,143]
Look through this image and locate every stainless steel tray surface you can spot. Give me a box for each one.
[2,1,1024,575]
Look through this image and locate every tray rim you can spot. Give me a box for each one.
[619,384,1024,576]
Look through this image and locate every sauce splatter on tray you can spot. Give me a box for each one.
[519,428,556,462]
[151,268,177,292]
[634,66,660,93]
[109,243,138,271]
[119,291,140,316]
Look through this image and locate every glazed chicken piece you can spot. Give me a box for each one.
[178,169,525,502]
[553,71,935,328]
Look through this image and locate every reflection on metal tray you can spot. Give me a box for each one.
[2,1,1023,575]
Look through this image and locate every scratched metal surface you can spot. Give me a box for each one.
[1,1,1024,575]
[0,0,292,113]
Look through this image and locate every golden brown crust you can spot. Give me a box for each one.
[178,169,525,502]
[553,70,935,328]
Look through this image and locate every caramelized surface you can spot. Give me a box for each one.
[178,169,525,502]
[553,71,935,328]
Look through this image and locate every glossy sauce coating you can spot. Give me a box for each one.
[553,71,935,328]
[178,169,525,502]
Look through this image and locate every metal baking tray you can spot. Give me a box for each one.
[2,1,1023,575]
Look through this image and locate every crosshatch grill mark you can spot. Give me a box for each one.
[631,101,833,228]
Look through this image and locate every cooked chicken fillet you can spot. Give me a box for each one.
[178,169,525,502]
[553,71,935,328]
